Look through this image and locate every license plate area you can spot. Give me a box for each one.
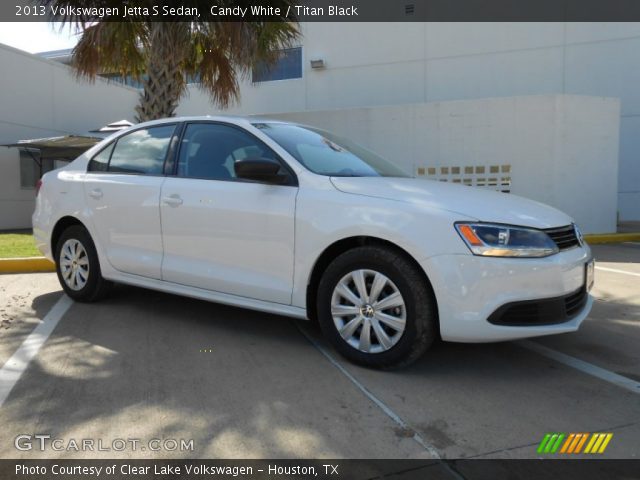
[585,260,595,291]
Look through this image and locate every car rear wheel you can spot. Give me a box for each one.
[55,225,111,302]
[317,246,437,368]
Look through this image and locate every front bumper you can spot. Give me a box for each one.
[421,246,593,342]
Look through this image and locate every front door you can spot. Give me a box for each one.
[160,122,297,304]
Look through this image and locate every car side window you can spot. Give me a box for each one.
[87,143,114,172]
[177,123,278,181]
[107,125,176,175]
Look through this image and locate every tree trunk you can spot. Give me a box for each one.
[135,23,186,122]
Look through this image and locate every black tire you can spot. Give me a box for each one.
[317,246,437,369]
[54,225,111,302]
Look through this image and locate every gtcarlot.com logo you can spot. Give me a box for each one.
[14,434,194,452]
[537,432,613,454]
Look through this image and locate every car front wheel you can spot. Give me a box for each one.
[55,225,111,302]
[317,246,437,369]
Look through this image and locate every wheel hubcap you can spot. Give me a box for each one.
[360,304,375,318]
[331,269,406,354]
[59,239,90,291]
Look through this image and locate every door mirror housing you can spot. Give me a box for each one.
[235,157,290,185]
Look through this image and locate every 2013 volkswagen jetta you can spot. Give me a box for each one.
[33,116,594,368]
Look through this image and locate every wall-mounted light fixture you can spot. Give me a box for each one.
[310,59,325,69]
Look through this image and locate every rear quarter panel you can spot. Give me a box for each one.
[32,157,97,262]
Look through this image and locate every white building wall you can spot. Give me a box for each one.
[0,43,138,230]
[179,22,640,221]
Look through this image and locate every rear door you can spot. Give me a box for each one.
[84,124,177,279]
[159,122,298,304]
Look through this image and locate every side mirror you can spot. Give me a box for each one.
[235,157,289,185]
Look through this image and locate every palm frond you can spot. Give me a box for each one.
[39,0,301,114]
[71,22,147,80]
[190,27,240,108]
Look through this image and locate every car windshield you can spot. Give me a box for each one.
[253,122,410,177]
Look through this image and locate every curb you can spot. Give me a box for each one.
[0,257,55,274]
[584,233,640,245]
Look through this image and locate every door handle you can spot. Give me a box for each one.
[162,194,183,207]
[89,188,103,200]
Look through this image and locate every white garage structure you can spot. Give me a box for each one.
[178,22,640,225]
[0,43,137,230]
[1,22,638,232]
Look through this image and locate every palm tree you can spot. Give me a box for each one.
[42,1,299,121]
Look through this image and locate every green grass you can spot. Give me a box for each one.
[0,232,41,258]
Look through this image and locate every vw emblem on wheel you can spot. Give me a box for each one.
[360,304,375,318]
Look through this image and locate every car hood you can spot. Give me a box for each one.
[330,177,574,229]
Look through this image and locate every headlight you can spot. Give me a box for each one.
[455,223,559,258]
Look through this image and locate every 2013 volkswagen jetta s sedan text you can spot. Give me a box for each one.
[33,116,594,368]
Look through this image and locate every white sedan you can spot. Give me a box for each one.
[33,116,594,368]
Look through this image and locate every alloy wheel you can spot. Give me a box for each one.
[59,239,90,291]
[330,269,407,354]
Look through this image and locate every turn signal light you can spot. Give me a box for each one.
[457,224,484,246]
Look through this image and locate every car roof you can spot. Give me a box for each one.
[132,115,290,129]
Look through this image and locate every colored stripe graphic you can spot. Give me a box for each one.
[550,433,565,453]
[585,433,614,454]
[584,433,599,453]
[545,434,559,453]
[537,433,566,453]
[597,433,613,453]
[537,434,552,454]
[574,433,589,453]
[539,433,613,454]
[567,433,584,453]
[560,433,575,453]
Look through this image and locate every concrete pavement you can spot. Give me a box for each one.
[0,244,638,459]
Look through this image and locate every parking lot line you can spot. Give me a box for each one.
[0,294,72,408]
[296,325,443,460]
[518,340,640,395]
[595,266,640,277]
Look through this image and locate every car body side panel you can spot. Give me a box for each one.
[33,157,129,281]
[160,177,297,304]
[33,167,91,261]
[83,173,165,280]
[290,172,474,308]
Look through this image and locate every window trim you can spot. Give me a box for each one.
[87,141,115,173]
[86,123,179,177]
[170,120,298,187]
[163,122,186,176]
[251,46,303,84]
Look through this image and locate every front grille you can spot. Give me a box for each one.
[488,287,588,326]
[544,225,581,251]
[565,287,588,317]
